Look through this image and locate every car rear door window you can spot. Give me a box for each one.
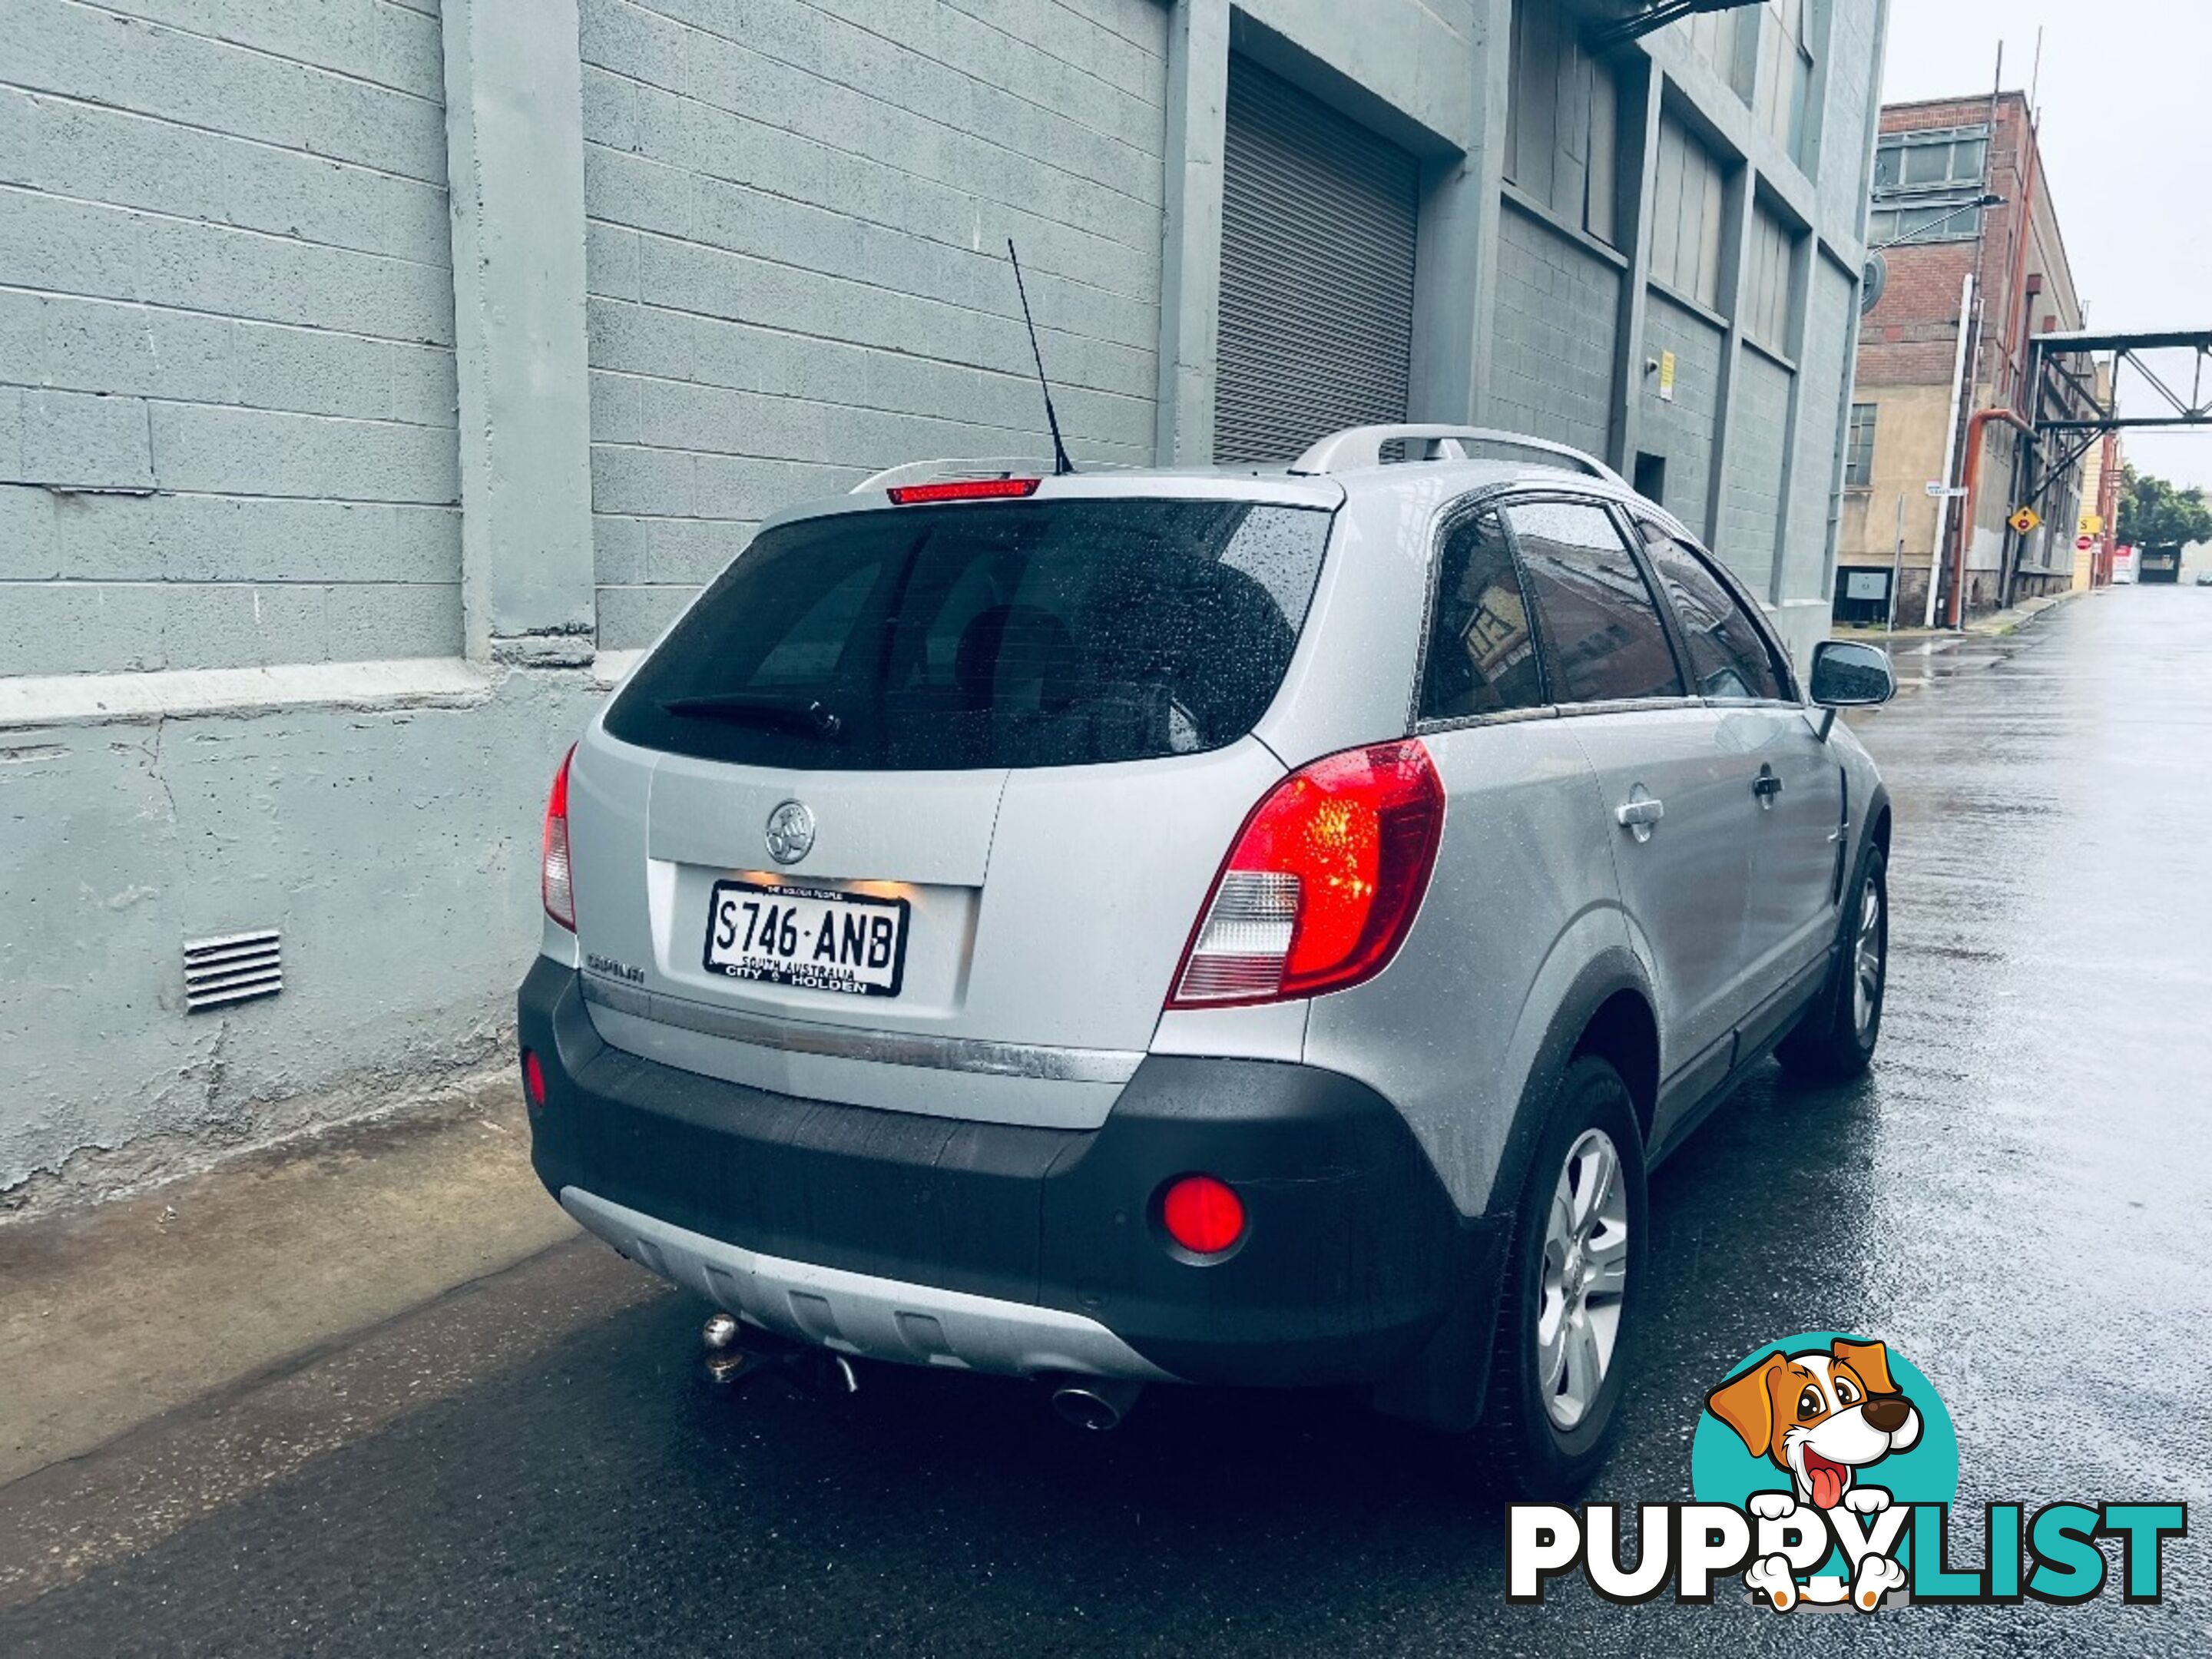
[1504,500,1686,704]
[1420,507,1548,720]
[1637,524,1787,701]
[604,498,1333,771]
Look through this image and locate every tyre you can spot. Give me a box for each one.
[1777,842,1888,1083]
[1479,1054,1647,1498]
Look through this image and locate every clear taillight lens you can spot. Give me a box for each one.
[1167,740,1445,1008]
[541,745,575,932]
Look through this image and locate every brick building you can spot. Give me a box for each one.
[1836,89,2087,622]
[1,0,1888,1198]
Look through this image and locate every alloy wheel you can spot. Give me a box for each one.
[1853,880,1884,1039]
[1536,1128,1631,1430]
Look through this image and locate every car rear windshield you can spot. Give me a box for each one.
[604,497,1335,771]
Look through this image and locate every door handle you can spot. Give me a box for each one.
[1614,797,1664,829]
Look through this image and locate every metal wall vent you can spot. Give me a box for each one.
[183,929,283,1012]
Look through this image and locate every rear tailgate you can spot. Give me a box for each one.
[570,482,1336,1124]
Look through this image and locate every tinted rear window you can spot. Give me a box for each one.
[604,498,1333,770]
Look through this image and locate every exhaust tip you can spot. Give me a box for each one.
[1048,1375,1145,1432]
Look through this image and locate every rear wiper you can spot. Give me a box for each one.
[658,691,846,740]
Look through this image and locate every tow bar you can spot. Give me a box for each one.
[700,1312,859,1398]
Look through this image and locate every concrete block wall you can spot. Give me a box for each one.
[1815,0,1880,235]
[575,0,1170,647]
[0,0,462,676]
[1488,200,1620,460]
[1638,291,1724,535]
[1722,349,1792,591]
[1786,253,1855,573]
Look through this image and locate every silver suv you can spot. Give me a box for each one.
[518,424,1896,1492]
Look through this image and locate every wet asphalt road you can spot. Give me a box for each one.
[5,587,2210,1657]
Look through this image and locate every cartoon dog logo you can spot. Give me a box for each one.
[1706,1337,1925,1610]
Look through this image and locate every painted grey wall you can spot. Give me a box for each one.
[0,0,462,676]
[1723,348,1794,591]
[0,667,601,1198]
[1782,250,1858,591]
[1639,290,1725,536]
[445,0,597,666]
[1487,201,1619,459]
[575,0,1169,648]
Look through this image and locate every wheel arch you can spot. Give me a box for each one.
[1375,949,1658,1437]
[1479,945,1659,1220]
[1865,781,1893,858]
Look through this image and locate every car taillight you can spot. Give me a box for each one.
[1167,740,1444,1008]
[542,745,575,931]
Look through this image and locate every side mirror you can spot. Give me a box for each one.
[1809,640,1896,707]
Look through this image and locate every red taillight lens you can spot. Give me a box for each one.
[886,477,1041,505]
[1159,1174,1245,1257]
[541,745,575,931]
[1168,740,1445,1008]
[522,1048,548,1111]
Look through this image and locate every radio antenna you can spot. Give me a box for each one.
[1006,239,1075,476]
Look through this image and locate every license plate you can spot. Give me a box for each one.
[703,879,909,998]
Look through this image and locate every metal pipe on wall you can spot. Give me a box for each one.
[1926,270,1977,626]
[1951,406,2035,627]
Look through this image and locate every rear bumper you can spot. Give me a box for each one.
[520,958,1494,1387]
[562,1188,1171,1380]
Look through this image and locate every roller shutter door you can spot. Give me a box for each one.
[1214,58,1421,464]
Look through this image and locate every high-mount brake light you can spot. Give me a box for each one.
[542,745,576,932]
[1167,740,1445,1008]
[886,477,1041,505]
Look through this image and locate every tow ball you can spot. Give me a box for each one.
[700,1312,859,1398]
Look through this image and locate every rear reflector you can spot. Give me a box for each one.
[1168,740,1445,1008]
[542,745,575,932]
[1159,1174,1245,1257]
[886,477,1041,505]
[522,1048,548,1111]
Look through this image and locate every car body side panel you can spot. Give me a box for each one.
[1732,705,1847,983]
[1149,998,1311,1063]
[1251,477,1442,769]
[1301,718,1629,1217]
[1570,705,1760,1082]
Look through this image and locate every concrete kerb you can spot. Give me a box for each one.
[1831,585,2091,696]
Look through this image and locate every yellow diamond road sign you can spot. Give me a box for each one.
[2009,506,2041,535]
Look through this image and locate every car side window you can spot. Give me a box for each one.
[1420,507,1548,721]
[1636,524,1786,701]
[1504,500,1686,704]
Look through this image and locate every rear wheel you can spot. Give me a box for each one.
[1478,1055,1647,1498]
[1777,843,1887,1082]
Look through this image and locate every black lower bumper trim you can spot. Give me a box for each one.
[520,959,1494,1388]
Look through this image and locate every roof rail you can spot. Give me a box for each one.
[1287,425,1625,486]
[851,457,1052,495]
